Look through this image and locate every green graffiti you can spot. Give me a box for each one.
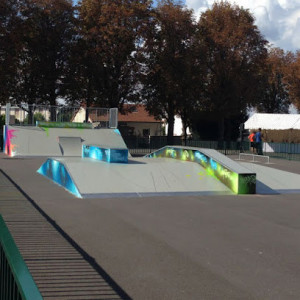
[42,127,50,136]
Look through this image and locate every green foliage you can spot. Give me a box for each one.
[69,0,152,110]
[197,1,268,139]
[15,0,76,120]
[139,0,197,142]
[256,47,291,113]
[57,110,73,122]
[0,0,23,104]
[23,112,45,124]
[284,51,300,111]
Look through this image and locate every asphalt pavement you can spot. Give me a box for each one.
[1,154,300,299]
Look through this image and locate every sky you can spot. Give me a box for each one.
[186,0,300,52]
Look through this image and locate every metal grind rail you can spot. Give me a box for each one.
[0,171,129,300]
[238,153,270,164]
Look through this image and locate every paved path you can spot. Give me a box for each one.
[0,156,129,300]
[1,154,300,299]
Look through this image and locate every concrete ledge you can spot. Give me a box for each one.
[146,146,256,194]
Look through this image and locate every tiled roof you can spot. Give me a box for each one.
[77,104,162,123]
[118,105,161,123]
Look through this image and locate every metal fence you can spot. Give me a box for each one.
[0,215,42,300]
[124,136,250,156]
[124,136,300,161]
[2,104,111,128]
[0,245,22,300]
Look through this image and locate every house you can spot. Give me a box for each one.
[244,113,300,143]
[72,104,164,136]
[118,105,163,136]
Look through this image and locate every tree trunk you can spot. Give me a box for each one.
[28,106,34,125]
[50,106,56,122]
[167,114,175,145]
[85,80,91,123]
[218,116,225,149]
[50,90,57,122]
[182,117,188,146]
[225,118,232,141]
[85,100,90,123]
[218,117,225,141]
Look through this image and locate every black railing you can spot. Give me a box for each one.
[123,136,249,156]
[0,215,42,300]
[124,136,300,161]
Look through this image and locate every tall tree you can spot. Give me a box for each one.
[0,0,22,104]
[198,1,268,140]
[256,47,291,113]
[285,51,300,111]
[75,0,151,113]
[139,0,197,144]
[16,0,76,120]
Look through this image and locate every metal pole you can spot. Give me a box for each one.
[5,103,11,126]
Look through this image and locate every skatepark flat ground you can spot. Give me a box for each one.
[1,153,300,299]
[53,156,232,197]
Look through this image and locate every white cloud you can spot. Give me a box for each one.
[185,0,300,51]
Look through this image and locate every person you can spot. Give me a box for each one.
[255,128,263,155]
[248,130,256,153]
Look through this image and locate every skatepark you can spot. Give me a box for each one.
[1,121,300,299]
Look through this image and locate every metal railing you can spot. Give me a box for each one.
[124,136,250,156]
[1,104,112,128]
[0,215,42,300]
[238,153,270,163]
[124,136,300,161]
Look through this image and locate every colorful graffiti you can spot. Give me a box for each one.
[37,159,81,198]
[147,147,255,194]
[82,145,128,163]
[114,129,121,135]
[3,126,17,156]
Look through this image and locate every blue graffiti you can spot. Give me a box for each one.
[37,159,81,198]
[210,158,217,170]
[194,151,208,163]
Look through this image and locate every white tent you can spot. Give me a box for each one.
[244,113,300,130]
[244,113,300,143]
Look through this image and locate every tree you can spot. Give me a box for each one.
[256,47,291,113]
[23,111,45,124]
[197,1,268,140]
[0,0,23,104]
[15,0,76,120]
[75,0,151,118]
[139,0,198,144]
[285,51,300,111]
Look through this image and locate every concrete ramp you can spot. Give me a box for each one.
[4,125,129,157]
[38,157,232,198]
[58,137,82,156]
[239,162,300,194]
